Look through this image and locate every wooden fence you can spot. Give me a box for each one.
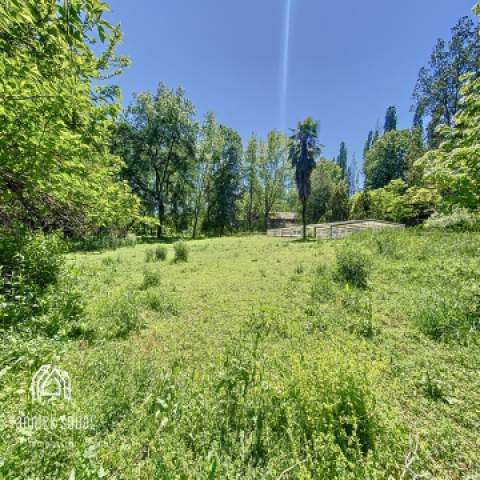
[267,219,405,239]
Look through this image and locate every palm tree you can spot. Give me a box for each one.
[289,117,321,240]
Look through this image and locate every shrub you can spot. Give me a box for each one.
[142,269,161,289]
[155,245,168,261]
[424,208,480,232]
[335,246,371,288]
[0,227,83,333]
[174,241,189,262]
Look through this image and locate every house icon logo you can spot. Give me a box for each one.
[31,365,72,402]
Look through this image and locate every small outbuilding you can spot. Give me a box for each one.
[268,212,298,229]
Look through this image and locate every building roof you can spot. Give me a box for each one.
[269,212,297,221]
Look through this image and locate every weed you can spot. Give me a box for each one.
[155,245,168,261]
[173,241,189,262]
[142,269,161,289]
[145,248,155,263]
[335,246,371,288]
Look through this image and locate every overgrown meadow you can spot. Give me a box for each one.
[1,229,479,479]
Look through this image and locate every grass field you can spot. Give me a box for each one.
[1,230,479,479]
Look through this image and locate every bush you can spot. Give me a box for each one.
[335,246,371,288]
[424,208,480,232]
[174,241,189,262]
[155,245,168,261]
[0,227,81,333]
[142,269,161,289]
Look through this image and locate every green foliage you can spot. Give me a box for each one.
[145,246,168,262]
[336,141,348,175]
[0,0,138,236]
[289,117,322,239]
[142,269,161,289]
[114,83,197,236]
[363,129,424,189]
[75,232,138,252]
[335,246,371,289]
[257,130,290,230]
[173,241,189,262]
[383,106,397,133]
[418,72,480,210]
[306,159,348,223]
[365,179,439,224]
[145,248,155,263]
[416,289,479,343]
[311,264,336,303]
[413,16,479,147]
[98,291,143,339]
[424,208,480,231]
[372,230,400,257]
[419,371,448,402]
[155,245,168,261]
[192,113,222,237]
[2,233,480,477]
[204,127,243,235]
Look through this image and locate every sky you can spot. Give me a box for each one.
[104,0,475,163]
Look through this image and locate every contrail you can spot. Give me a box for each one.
[280,0,292,133]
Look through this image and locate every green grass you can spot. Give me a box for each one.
[1,230,479,478]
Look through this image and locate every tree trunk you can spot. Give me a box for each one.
[302,199,306,240]
[156,199,164,238]
[192,208,199,239]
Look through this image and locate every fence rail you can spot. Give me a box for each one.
[267,219,404,239]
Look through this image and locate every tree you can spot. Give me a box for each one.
[368,180,438,224]
[306,159,343,223]
[417,71,480,210]
[364,131,374,157]
[289,117,321,240]
[413,15,480,147]
[336,142,348,178]
[384,106,397,133]
[206,127,243,235]
[350,190,371,220]
[363,129,424,189]
[192,113,221,238]
[258,130,289,230]
[0,0,138,237]
[346,152,360,195]
[327,181,350,222]
[114,83,197,237]
[243,134,260,231]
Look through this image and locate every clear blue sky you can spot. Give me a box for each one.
[105,0,475,162]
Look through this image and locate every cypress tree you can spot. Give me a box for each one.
[384,106,397,133]
[336,141,348,177]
